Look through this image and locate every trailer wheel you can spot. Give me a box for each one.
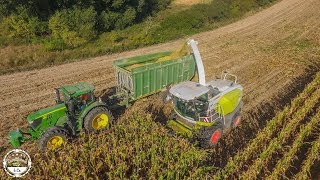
[39,127,68,151]
[232,111,241,128]
[84,107,114,133]
[199,122,223,148]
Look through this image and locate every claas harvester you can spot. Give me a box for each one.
[8,39,243,151]
[167,40,243,147]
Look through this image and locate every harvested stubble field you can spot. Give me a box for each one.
[0,0,320,178]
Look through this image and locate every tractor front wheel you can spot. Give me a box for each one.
[84,107,114,133]
[39,127,69,151]
[199,122,224,148]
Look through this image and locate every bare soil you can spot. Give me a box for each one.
[173,0,211,6]
[0,0,319,162]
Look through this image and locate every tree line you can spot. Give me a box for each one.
[0,0,171,48]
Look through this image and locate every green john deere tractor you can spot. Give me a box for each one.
[8,82,114,151]
[166,40,244,147]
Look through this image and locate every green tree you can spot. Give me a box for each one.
[99,11,120,31]
[48,6,97,48]
[0,6,43,41]
[115,7,137,29]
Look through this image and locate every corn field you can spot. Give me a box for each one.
[0,72,315,179]
[215,72,320,179]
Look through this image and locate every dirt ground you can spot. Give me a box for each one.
[173,0,211,6]
[0,0,319,155]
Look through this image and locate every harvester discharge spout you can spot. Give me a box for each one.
[188,39,206,86]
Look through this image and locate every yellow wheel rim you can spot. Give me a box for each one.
[47,136,64,150]
[92,113,109,130]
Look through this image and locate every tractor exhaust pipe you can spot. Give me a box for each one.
[55,88,61,104]
[188,39,206,86]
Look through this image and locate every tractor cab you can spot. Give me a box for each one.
[56,82,96,114]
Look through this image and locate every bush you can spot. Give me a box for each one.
[44,38,65,51]
[207,0,232,20]
[99,11,120,31]
[48,6,97,48]
[155,4,207,42]
[152,0,172,11]
[0,6,45,42]
[115,7,137,30]
[257,0,274,6]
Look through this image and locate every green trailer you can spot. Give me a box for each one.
[109,51,196,106]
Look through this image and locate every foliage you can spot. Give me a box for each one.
[29,113,207,179]
[48,6,97,48]
[43,38,66,51]
[0,7,46,43]
[216,72,320,179]
[98,11,120,31]
[294,134,320,179]
[241,88,320,178]
[154,4,208,42]
[0,0,279,74]
[115,7,137,30]
[268,108,320,179]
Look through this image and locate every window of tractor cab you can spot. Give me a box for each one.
[77,93,94,105]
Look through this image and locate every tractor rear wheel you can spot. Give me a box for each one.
[84,107,114,133]
[39,127,69,151]
[199,122,224,148]
[232,111,241,128]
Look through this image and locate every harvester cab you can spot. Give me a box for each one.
[8,82,114,151]
[167,40,244,147]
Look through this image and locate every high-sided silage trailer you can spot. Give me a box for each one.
[108,51,196,107]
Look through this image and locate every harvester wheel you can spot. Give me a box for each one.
[199,122,223,148]
[232,111,241,128]
[39,127,68,151]
[84,107,114,133]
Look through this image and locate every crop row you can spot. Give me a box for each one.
[29,112,207,179]
[266,107,320,179]
[240,87,320,178]
[214,72,320,179]
[294,132,320,179]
